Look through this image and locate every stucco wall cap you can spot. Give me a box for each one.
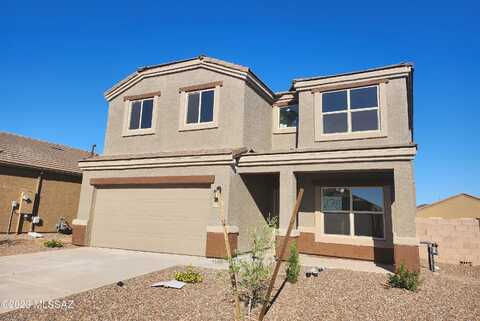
[104,55,275,101]
[292,62,414,84]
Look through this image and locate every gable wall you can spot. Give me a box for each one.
[103,68,246,155]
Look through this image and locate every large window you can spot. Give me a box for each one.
[129,98,154,130]
[322,86,379,134]
[321,187,384,238]
[186,89,215,124]
[278,105,298,129]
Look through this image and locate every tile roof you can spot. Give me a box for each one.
[0,132,91,175]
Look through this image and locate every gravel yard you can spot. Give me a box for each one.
[1,262,479,321]
[0,234,73,257]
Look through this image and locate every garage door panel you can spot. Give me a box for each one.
[90,187,211,256]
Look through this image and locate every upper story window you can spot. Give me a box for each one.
[278,105,298,129]
[129,99,154,130]
[178,81,222,131]
[186,89,215,124]
[321,187,384,239]
[122,91,160,137]
[322,86,379,134]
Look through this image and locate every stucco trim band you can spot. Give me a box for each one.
[72,219,88,226]
[79,154,235,171]
[90,175,215,187]
[123,91,161,102]
[310,79,389,93]
[206,225,239,233]
[393,235,419,246]
[237,146,416,167]
[179,81,223,93]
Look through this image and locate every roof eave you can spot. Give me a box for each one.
[103,56,275,103]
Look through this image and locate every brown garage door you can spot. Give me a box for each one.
[90,186,212,256]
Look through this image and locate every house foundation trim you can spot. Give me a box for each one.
[205,231,238,258]
[295,232,394,264]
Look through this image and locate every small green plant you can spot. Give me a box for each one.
[175,266,203,283]
[388,264,420,291]
[229,219,277,317]
[43,239,64,248]
[286,241,300,283]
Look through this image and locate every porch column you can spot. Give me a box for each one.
[276,169,299,260]
[392,162,420,271]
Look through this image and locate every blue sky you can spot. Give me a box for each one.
[1,0,478,204]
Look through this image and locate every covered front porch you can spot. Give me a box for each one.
[236,154,419,271]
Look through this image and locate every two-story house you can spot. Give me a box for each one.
[73,56,419,271]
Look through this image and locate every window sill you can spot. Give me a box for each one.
[273,127,297,135]
[314,233,388,247]
[178,122,218,132]
[315,130,386,142]
[122,129,156,137]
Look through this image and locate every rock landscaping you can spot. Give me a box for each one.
[1,262,478,321]
[0,234,73,257]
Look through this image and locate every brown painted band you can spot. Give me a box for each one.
[90,175,215,186]
[123,91,161,101]
[179,81,223,93]
[310,79,389,93]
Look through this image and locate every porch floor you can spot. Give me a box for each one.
[300,254,393,273]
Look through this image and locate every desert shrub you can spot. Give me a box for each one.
[229,219,277,317]
[388,264,420,291]
[286,241,300,283]
[175,266,203,283]
[44,239,64,248]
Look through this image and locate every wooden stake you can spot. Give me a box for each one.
[218,188,241,321]
[258,188,304,321]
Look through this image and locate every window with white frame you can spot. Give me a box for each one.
[278,105,298,129]
[186,89,215,124]
[321,187,384,238]
[128,98,154,130]
[322,86,379,134]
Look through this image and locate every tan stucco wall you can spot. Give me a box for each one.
[238,159,417,243]
[417,194,480,219]
[75,165,234,244]
[296,77,413,150]
[243,84,272,152]
[103,68,247,156]
[416,217,480,265]
[272,132,297,150]
[0,166,82,233]
[228,174,275,252]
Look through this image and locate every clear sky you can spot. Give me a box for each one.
[2,0,479,205]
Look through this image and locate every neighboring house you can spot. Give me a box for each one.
[417,193,480,219]
[73,56,419,270]
[416,194,480,266]
[0,132,90,233]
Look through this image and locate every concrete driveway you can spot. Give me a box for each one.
[0,247,227,313]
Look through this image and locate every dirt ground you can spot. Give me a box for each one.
[0,233,74,257]
[1,261,479,321]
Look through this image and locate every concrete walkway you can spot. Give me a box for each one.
[0,247,227,313]
[300,254,393,273]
